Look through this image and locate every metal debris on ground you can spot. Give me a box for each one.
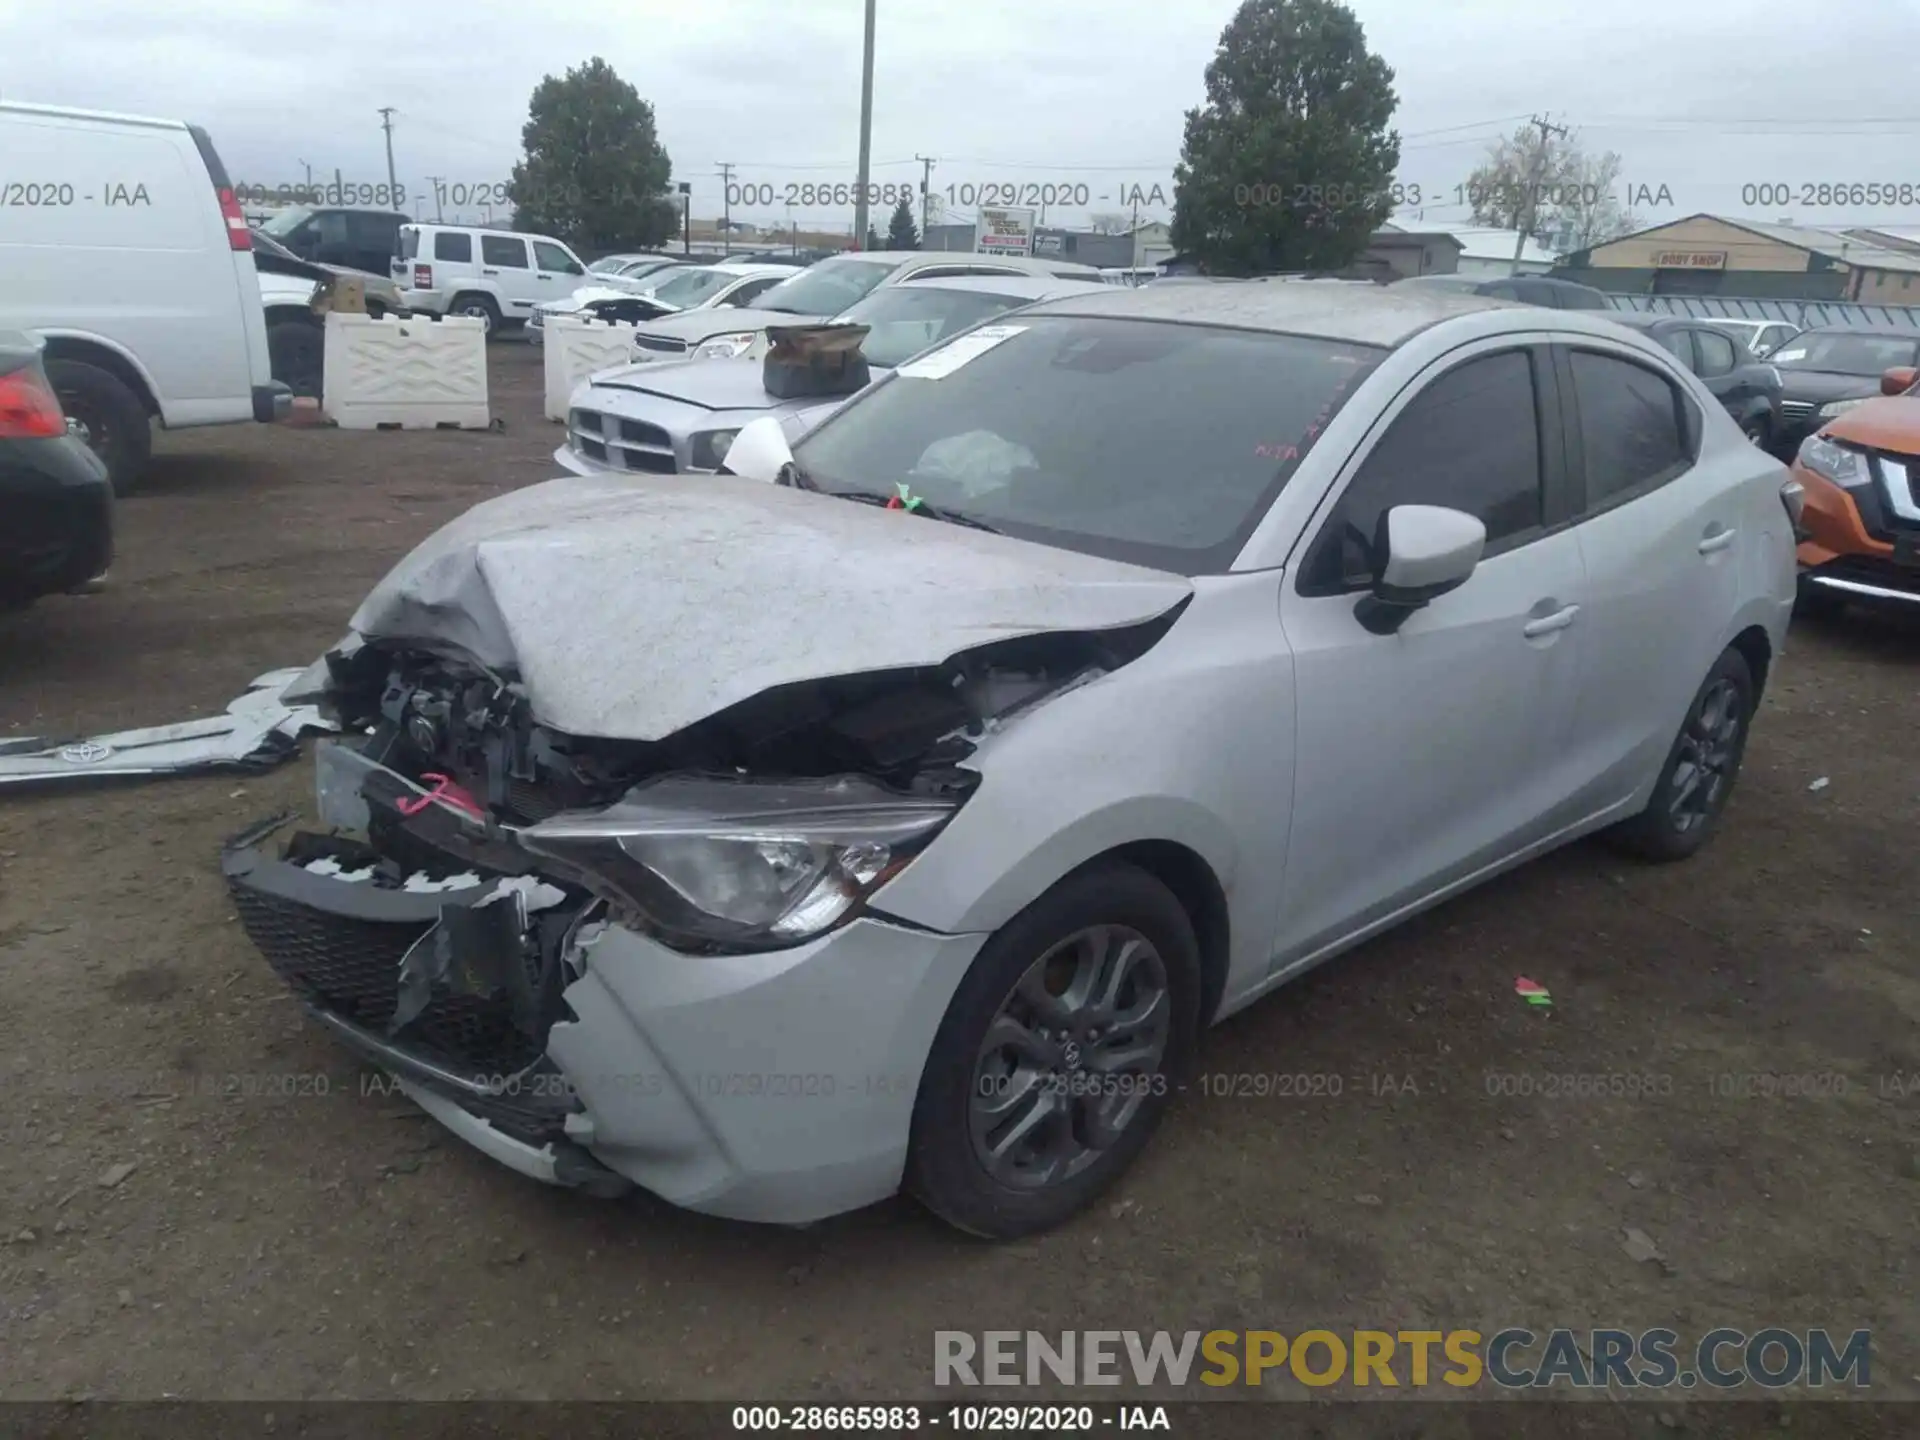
[1514,976,1553,1008]
[0,670,337,789]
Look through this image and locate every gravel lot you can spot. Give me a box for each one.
[2,342,1916,1412]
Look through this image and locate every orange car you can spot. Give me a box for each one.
[1790,363,1920,616]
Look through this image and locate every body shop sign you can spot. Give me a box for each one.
[1652,250,1727,269]
[975,206,1036,256]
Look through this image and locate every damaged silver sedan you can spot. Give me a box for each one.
[228,282,1795,1237]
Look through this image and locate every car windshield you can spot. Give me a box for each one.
[792,315,1385,573]
[755,257,898,315]
[251,231,297,262]
[258,206,313,239]
[834,287,1033,369]
[1770,331,1920,374]
[647,267,738,308]
[588,256,636,274]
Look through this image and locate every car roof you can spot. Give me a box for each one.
[1795,325,1920,337]
[891,274,1112,299]
[1015,276,1521,347]
[0,100,185,131]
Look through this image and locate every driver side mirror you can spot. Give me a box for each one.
[1881,366,1917,396]
[1353,505,1486,636]
[719,415,795,483]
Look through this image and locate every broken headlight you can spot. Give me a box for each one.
[517,775,957,951]
[689,428,741,471]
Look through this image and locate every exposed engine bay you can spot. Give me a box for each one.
[222,613,1180,1157]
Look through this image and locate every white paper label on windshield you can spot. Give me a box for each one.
[895,324,1028,380]
[1771,348,1806,363]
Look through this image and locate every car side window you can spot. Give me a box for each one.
[481,235,529,268]
[532,240,577,273]
[348,212,395,254]
[434,231,472,263]
[1693,329,1738,377]
[1300,349,1546,594]
[1480,281,1521,301]
[1656,329,1695,370]
[1568,350,1693,512]
[725,275,783,306]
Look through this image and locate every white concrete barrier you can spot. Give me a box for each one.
[544,315,640,421]
[322,313,490,430]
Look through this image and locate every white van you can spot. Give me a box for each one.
[0,102,288,492]
[393,224,591,334]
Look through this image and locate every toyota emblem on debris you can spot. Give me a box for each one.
[58,742,114,764]
[1062,1041,1082,1069]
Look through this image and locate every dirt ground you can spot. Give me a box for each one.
[1,341,1916,1412]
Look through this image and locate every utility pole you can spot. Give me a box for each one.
[425,176,445,222]
[717,162,734,256]
[851,0,877,248]
[1511,114,1568,277]
[377,108,399,207]
[915,154,935,245]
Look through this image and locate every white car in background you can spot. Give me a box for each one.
[528,262,798,345]
[555,274,1109,475]
[393,223,592,334]
[0,100,288,493]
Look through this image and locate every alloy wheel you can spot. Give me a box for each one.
[968,924,1172,1189]
[1667,677,1744,832]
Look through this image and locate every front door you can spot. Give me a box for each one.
[479,233,534,315]
[1273,344,1590,968]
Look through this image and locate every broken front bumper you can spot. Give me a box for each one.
[223,743,989,1224]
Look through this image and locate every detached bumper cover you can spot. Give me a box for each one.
[0,669,333,789]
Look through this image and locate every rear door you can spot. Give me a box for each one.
[479,233,534,314]
[1554,343,1739,813]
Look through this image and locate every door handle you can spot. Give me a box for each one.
[536,272,552,279]
[1522,604,1580,638]
[482,267,499,276]
[1698,527,1737,554]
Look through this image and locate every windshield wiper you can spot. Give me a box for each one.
[826,490,1001,533]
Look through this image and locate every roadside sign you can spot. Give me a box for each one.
[975,206,1036,257]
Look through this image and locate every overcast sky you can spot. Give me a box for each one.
[5,0,1919,237]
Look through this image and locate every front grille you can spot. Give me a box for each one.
[229,874,544,1075]
[619,417,672,448]
[632,334,689,354]
[571,408,603,434]
[619,449,675,474]
[1781,400,1817,422]
[579,437,608,462]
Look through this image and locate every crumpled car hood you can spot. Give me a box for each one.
[584,354,811,410]
[347,473,1193,741]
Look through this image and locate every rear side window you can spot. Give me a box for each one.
[398,228,419,260]
[1555,286,1613,310]
[1303,349,1544,592]
[434,231,472,262]
[1569,351,1693,510]
[1655,329,1694,368]
[481,235,528,268]
[1693,329,1738,377]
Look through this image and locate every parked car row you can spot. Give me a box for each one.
[227,277,1804,1240]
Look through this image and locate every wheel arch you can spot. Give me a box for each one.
[35,332,161,417]
[1727,623,1773,701]
[1097,840,1232,1028]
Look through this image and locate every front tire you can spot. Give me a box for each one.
[907,862,1200,1239]
[45,359,151,495]
[1606,647,1755,863]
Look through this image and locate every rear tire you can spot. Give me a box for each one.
[449,293,501,334]
[906,862,1200,1239]
[267,317,325,399]
[1605,647,1755,863]
[45,358,151,496]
